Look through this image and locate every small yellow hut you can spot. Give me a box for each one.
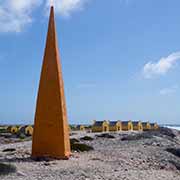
[7,126,18,134]
[19,125,33,136]
[77,125,86,131]
[150,123,159,130]
[142,122,151,131]
[109,121,122,132]
[121,121,133,131]
[92,120,109,132]
[133,121,143,131]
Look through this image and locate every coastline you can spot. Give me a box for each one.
[0,128,180,180]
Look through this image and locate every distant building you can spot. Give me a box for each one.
[133,121,143,131]
[92,120,109,132]
[150,123,159,130]
[109,121,122,132]
[121,121,133,131]
[142,122,151,131]
[19,125,33,136]
[7,126,18,134]
[76,125,86,131]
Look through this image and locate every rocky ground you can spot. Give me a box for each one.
[0,128,180,180]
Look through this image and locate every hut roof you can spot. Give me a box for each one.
[109,121,121,126]
[121,121,129,125]
[93,121,104,127]
[109,121,117,126]
[133,121,140,125]
[142,122,148,126]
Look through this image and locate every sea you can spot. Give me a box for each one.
[164,125,180,131]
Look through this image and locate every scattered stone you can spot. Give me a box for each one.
[0,129,180,179]
[121,132,152,141]
[17,171,27,177]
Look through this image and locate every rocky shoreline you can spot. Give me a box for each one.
[0,128,180,180]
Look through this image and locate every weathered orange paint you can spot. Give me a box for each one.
[32,6,71,159]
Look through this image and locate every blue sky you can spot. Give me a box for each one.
[0,0,180,125]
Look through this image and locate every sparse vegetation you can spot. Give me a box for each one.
[166,148,180,158]
[70,137,94,152]
[0,128,7,133]
[71,143,94,152]
[168,160,180,171]
[96,133,115,139]
[0,163,16,176]
[80,136,94,141]
[70,138,80,144]
[17,133,26,140]
[2,148,16,152]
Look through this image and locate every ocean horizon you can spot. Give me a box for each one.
[164,126,180,131]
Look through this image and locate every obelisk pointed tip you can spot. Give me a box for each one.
[48,5,55,33]
[50,6,54,11]
[50,6,54,17]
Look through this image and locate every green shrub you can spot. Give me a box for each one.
[80,136,94,141]
[166,148,180,158]
[0,129,7,133]
[71,143,94,152]
[2,148,16,152]
[70,138,80,144]
[96,133,115,139]
[0,163,16,176]
[17,133,26,139]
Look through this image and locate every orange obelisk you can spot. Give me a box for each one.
[32,6,71,159]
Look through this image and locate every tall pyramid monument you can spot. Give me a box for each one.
[32,6,71,159]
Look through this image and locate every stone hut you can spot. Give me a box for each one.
[19,125,33,136]
[109,121,122,132]
[121,121,133,131]
[7,126,18,134]
[76,125,86,131]
[92,120,109,132]
[142,122,151,131]
[133,121,143,131]
[150,123,159,130]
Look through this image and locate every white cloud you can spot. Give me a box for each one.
[143,51,180,79]
[0,0,42,32]
[160,85,178,95]
[45,0,88,17]
[0,0,88,33]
